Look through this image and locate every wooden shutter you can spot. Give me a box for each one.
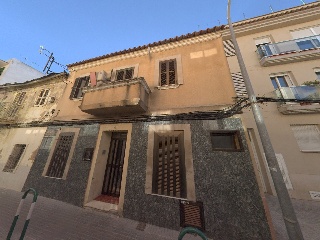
[159,59,177,86]
[152,131,186,198]
[70,77,81,99]
[46,132,75,178]
[3,144,26,172]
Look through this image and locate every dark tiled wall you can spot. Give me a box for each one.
[23,124,99,206]
[123,119,271,239]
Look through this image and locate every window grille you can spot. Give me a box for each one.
[46,132,75,178]
[152,131,186,198]
[70,76,90,99]
[6,92,26,117]
[210,131,243,151]
[3,144,26,172]
[180,200,205,231]
[35,89,50,106]
[116,68,134,81]
[159,59,177,86]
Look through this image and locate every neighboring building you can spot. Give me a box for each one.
[221,2,320,201]
[23,30,271,238]
[0,73,68,191]
[0,58,44,84]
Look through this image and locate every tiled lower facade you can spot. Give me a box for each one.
[23,118,271,239]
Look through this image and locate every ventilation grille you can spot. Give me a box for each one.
[231,72,247,96]
[223,40,236,57]
[180,200,205,231]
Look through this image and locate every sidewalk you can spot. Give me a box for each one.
[266,194,320,240]
[1,188,319,240]
[0,188,202,240]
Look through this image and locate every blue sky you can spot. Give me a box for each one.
[1,0,316,73]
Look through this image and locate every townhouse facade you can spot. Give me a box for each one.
[221,2,320,201]
[22,31,271,238]
[0,73,68,191]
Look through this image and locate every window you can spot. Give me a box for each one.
[291,125,320,152]
[210,131,243,151]
[159,59,177,86]
[45,132,75,178]
[35,89,50,106]
[291,26,320,50]
[315,71,320,80]
[154,55,183,88]
[6,92,26,117]
[152,131,186,198]
[3,144,26,172]
[270,75,293,89]
[116,68,134,81]
[146,124,195,200]
[70,76,90,99]
[254,36,275,57]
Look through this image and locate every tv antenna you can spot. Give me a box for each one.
[269,5,274,13]
[39,46,67,74]
[299,0,306,5]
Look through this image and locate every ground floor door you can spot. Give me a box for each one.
[101,132,127,198]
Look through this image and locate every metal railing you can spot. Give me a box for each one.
[256,35,320,59]
[270,86,320,101]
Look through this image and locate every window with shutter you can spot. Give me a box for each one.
[70,76,90,99]
[35,89,50,106]
[159,59,177,86]
[6,92,26,118]
[116,68,134,81]
[291,125,320,152]
[152,131,186,198]
[46,132,75,178]
[3,144,26,172]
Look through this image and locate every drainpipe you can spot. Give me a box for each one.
[227,1,304,239]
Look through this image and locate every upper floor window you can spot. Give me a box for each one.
[291,26,320,50]
[70,76,90,99]
[210,131,243,152]
[270,74,294,89]
[154,55,183,89]
[159,59,177,86]
[35,89,50,106]
[6,92,26,118]
[315,70,320,80]
[116,68,134,81]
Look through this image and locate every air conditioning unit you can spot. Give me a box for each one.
[96,71,108,81]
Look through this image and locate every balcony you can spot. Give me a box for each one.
[270,86,320,114]
[256,35,320,66]
[79,77,151,116]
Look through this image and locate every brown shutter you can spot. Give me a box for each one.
[46,132,75,178]
[152,131,186,198]
[3,144,26,172]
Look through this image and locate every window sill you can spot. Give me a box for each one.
[147,192,188,201]
[300,150,320,153]
[156,84,181,90]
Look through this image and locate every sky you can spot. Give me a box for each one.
[0,0,316,73]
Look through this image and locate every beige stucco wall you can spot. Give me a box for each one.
[0,74,68,123]
[0,127,46,191]
[55,36,236,121]
[225,11,320,200]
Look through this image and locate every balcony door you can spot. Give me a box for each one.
[101,132,127,198]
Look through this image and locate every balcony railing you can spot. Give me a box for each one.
[256,35,320,59]
[271,86,320,100]
[268,86,320,114]
[79,77,151,116]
